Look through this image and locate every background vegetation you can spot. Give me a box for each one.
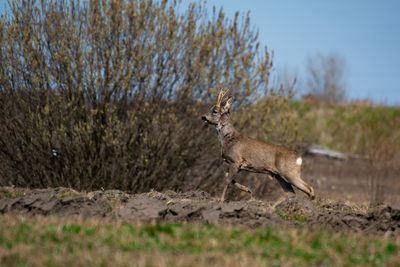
[293,100,400,204]
[0,0,398,203]
[0,0,298,193]
[0,2,399,265]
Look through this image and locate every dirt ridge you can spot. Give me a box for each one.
[0,187,399,235]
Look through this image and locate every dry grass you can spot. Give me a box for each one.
[292,101,400,155]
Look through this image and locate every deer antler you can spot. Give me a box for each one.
[216,88,230,108]
[216,89,224,108]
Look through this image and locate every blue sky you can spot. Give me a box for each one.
[1,0,399,105]
[208,0,400,105]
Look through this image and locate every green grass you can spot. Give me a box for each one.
[277,208,308,222]
[0,188,23,199]
[0,215,399,266]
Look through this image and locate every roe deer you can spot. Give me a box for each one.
[201,89,315,202]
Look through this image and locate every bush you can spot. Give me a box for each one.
[0,0,299,195]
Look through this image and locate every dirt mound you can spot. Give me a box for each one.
[0,187,399,235]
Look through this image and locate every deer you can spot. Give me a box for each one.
[201,89,315,204]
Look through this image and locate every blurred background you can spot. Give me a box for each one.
[0,0,399,206]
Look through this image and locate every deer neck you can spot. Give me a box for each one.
[216,113,238,144]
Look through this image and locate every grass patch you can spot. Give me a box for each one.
[0,215,399,266]
[0,188,23,199]
[57,189,81,199]
[277,209,308,222]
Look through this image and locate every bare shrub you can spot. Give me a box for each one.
[306,53,347,103]
[0,0,300,196]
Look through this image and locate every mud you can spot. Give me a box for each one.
[0,187,399,235]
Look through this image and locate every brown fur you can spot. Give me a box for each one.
[202,91,315,201]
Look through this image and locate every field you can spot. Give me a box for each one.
[0,216,399,266]
[1,177,400,266]
[291,101,400,155]
[2,71,399,267]
[303,154,400,205]
[1,104,399,266]
[1,153,400,266]
[1,1,400,265]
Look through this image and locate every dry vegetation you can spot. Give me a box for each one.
[0,0,299,195]
[293,101,400,205]
[0,0,399,265]
[1,0,398,203]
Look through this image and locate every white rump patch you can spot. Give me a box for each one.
[296,157,302,166]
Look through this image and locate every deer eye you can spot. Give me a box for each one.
[212,110,218,114]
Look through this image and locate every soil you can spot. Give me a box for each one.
[303,154,400,204]
[1,187,399,236]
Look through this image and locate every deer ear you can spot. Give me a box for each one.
[221,96,233,113]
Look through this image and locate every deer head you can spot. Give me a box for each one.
[201,89,233,125]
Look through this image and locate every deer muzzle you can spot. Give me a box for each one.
[201,115,210,128]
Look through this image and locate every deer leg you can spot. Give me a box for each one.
[286,175,315,200]
[227,179,254,202]
[271,195,286,210]
[275,175,295,194]
[232,179,252,194]
[271,175,295,210]
[220,165,239,202]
